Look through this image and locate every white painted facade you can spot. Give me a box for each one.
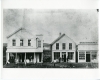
[78,42,98,63]
[6,28,43,64]
[51,34,76,63]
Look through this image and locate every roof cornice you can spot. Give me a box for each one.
[51,34,65,45]
[7,27,25,38]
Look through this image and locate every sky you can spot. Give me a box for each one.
[3,9,98,44]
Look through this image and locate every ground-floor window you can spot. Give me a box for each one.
[68,52,74,60]
[9,53,15,63]
[79,52,85,60]
[86,51,90,54]
[54,52,60,60]
[91,52,97,60]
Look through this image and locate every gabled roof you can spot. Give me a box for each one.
[7,27,25,38]
[51,33,76,45]
[51,34,65,45]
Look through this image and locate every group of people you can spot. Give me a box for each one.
[59,57,69,63]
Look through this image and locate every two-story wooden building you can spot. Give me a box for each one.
[6,27,43,64]
[51,33,76,63]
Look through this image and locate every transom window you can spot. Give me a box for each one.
[38,40,41,47]
[20,39,23,46]
[28,39,31,46]
[56,43,59,50]
[62,43,66,50]
[91,52,97,60]
[69,43,72,50]
[54,52,60,60]
[12,39,16,46]
[68,52,74,59]
[79,52,85,59]
[86,52,90,54]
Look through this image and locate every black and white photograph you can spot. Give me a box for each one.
[1,0,100,80]
[3,9,99,68]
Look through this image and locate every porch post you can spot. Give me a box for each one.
[60,52,62,62]
[66,52,68,62]
[32,53,34,62]
[60,52,62,58]
[90,51,92,62]
[6,52,10,64]
[78,51,79,63]
[85,51,86,62]
[34,52,36,64]
[25,53,26,65]
[15,53,17,64]
[6,52,7,64]
[66,52,68,58]
[42,52,43,63]
[52,51,54,62]
[73,51,75,62]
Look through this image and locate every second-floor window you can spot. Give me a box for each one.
[69,43,72,50]
[12,39,16,46]
[56,43,59,50]
[38,40,41,47]
[20,39,23,46]
[28,39,31,46]
[62,43,66,50]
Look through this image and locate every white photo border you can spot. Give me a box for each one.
[1,0,100,80]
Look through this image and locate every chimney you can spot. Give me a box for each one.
[59,32,61,36]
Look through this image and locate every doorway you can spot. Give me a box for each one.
[62,52,66,62]
[22,54,25,62]
[64,54,66,62]
[39,53,41,62]
[86,54,90,62]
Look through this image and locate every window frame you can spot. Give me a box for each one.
[56,43,59,50]
[38,40,41,48]
[12,39,16,46]
[20,39,23,46]
[68,52,74,60]
[69,43,72,50]
[91,52,97,60]
[54,52,60,60]
[62,43,66,50]
[79,52,85,60]
[28,39,31,46]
